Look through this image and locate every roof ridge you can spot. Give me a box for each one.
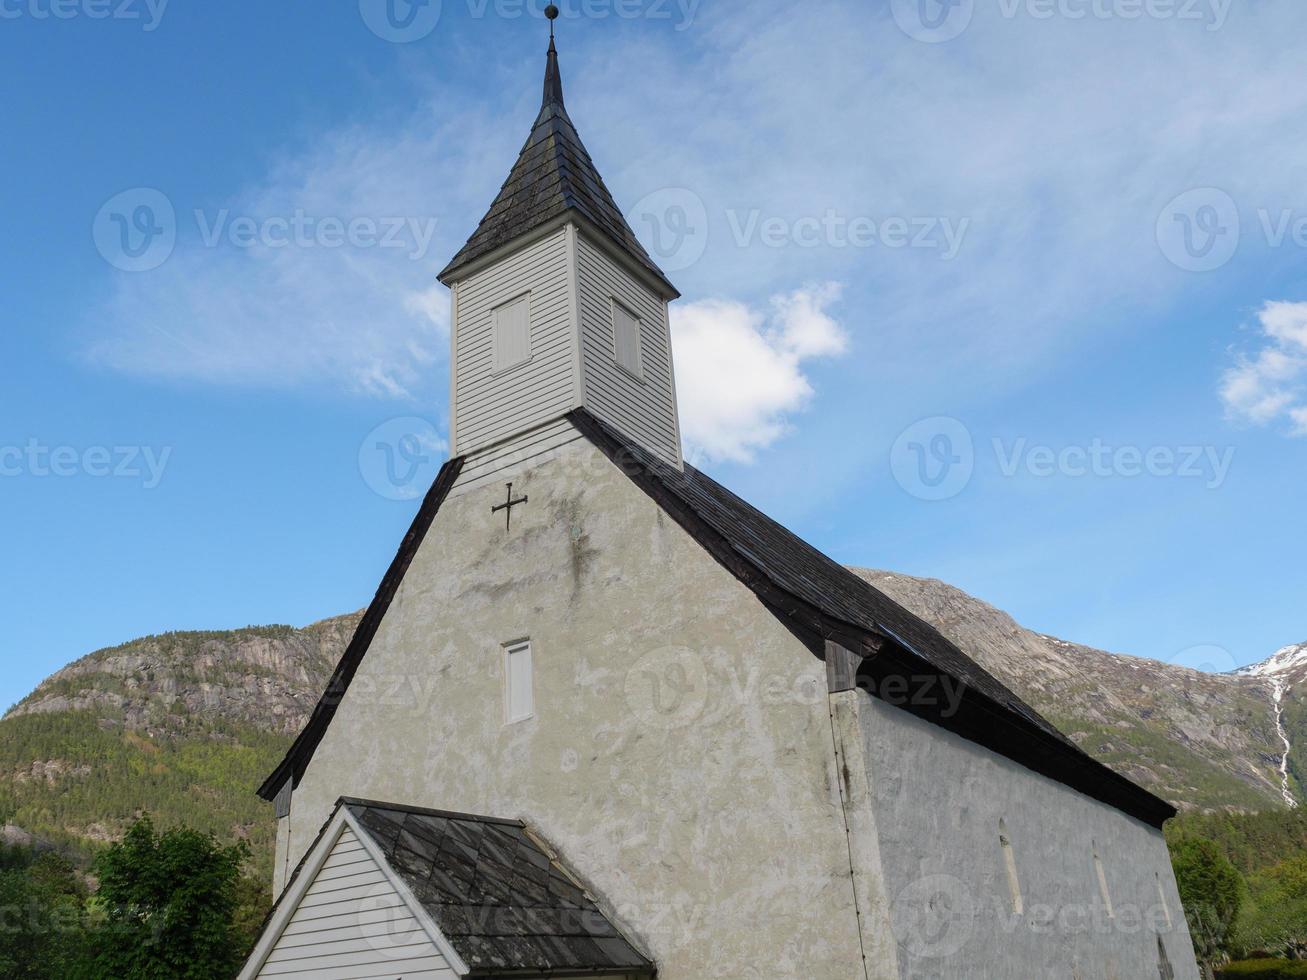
[340,796,526,828]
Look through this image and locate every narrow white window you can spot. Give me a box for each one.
[611,300,643,379]
[504,641,534,724]
[493,294,531,372]
[1093,843,1114,918]
[1156,872,1172,928]
[999,819,1023,915]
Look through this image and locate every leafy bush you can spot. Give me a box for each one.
[1234,854,1307,960]
[1218,959,1307,979]
[1172,836,1246,963]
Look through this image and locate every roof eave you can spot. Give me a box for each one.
[257,455,466,801]
[438,209,681,301]
[568,408,1178,830]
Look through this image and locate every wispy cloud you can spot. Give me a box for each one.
[1221,301,1307,436]
[673,283,847,463]
[82,104,507,401]
[80,0,1307,456]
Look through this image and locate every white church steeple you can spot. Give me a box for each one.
[438,26,683,470]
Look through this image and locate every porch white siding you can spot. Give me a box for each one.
[254,826,457,980]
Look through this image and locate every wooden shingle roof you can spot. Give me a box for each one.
[569,410,1178,829]
[344,799,654,977]
[437,38,678,298]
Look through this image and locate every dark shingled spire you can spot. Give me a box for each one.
[543,35,564,109]
[438,38,678,298]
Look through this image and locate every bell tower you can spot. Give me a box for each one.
[438,23,683,475]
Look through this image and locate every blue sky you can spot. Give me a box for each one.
[3,0,1306,711]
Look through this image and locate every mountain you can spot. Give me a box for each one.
[0,614,360,877]
[1,574,1300,875]
[856,570,1301,812]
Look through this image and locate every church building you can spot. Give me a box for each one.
[240,27,1199,980]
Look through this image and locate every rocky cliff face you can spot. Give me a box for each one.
[6,615,360,737]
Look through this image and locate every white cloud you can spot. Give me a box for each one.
[672,283,847,463]
[1220,301,1307,435]
[81,102,510,401]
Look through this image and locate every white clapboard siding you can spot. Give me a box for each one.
[576,234,681,467]
[450,417,585,497]
[254,826,457,980]
[454,227,576,454]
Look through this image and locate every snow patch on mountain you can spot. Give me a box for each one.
[1235,642,1307,678]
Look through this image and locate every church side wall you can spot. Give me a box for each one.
[856,692,1200,980]
[453,226,575,454]
[287,438,885,980]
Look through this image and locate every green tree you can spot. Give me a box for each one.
[1172,836,1246,967]
[83,815,249,980]
[0,848,88,979]
[1234,853,1307,959]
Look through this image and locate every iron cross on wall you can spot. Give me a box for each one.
[491,482,529,530]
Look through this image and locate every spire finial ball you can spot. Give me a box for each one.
[545,4,559,19]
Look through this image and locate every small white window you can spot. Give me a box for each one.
[999,819,1022,915]
[1093,844,1113,918]
[493,294,531,372]
[611,300,643,379]
[504,641,534,724]
[1155,872,1172,928]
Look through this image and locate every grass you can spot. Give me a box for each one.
[1219,960,1307,978]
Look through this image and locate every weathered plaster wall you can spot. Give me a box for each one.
[857,693,1199,980]
[287,438,886,979]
